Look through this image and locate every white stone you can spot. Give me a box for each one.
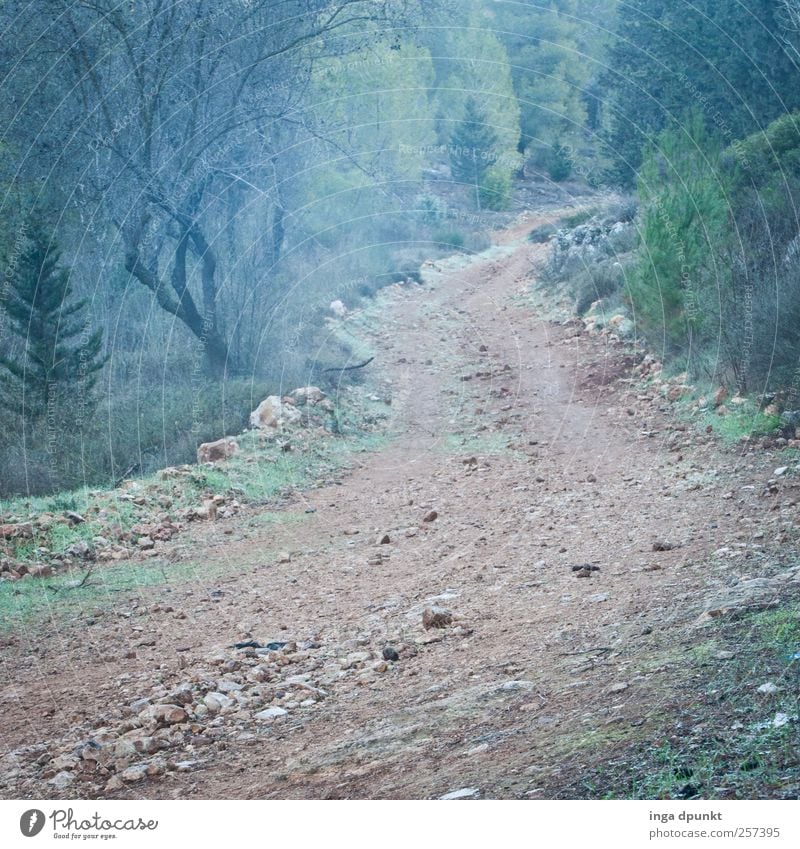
[254,707,288,721]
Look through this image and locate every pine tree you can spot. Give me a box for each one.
[0,219,106,421]
[603,0,800,186]
[449,98,499,209]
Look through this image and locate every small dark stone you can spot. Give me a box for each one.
[382,646,400,662]
[677,783,701,799]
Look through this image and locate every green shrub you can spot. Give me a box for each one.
[627,114,730,359]
[572,262,628,315]
[432,230,465,250]
[547,141,573,182]
[479,169,512,211]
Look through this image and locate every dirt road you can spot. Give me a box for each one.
[2,211,796,800]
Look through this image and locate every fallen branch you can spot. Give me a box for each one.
[558,646,612,657]
[48,565,95,592]
[323,356,374,374]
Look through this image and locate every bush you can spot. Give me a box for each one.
[479,169,512,211]
[415,192,448,224]
[572,262,628,315]
[627,114,730,359]
[432,229,465,250]
[547,142,573,182]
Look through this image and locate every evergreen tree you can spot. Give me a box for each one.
[603,0,800,186]
[0,219,106,421]
[449,97,499,208]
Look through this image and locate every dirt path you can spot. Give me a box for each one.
[2,210,796,800]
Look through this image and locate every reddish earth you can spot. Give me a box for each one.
[2,209,798,800]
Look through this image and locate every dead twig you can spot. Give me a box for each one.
[322,356,374,374]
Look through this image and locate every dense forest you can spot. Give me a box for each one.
[2,0,800,496]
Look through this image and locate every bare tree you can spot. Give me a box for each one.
[1,0,409,375]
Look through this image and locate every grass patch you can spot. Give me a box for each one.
[568,594,800,799]
[0,557,228,633]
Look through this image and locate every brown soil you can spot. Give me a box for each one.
[1,209,796,800]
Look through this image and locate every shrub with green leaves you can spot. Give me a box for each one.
[627,115,731,360]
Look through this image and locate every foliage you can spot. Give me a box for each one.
[0,218,106,422]
[478,167,512,211]
[627,114,731,362]
[603,0,800,186]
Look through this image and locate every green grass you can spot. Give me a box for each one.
[440,432,512,456]
[0,556,240,633]
[574,594,800,800]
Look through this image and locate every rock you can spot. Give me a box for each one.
[608,682,629,694]
[167,686,194,706]
[105,775,124,792]
[277,551,292,564]
[775,466,789,477]
[137,536,155,550]
[440,787,480,800]
[667,385,691,402]
[193,499,218,522]
[382,646,400,662]
[197,437,239,464]
[50,754,79,771]
[342,651,372,669]
[150,704,187,724]
[499,680,535,692]
[48,770,76,790]
[377,533,391,545]
[422,510,438,523]
[121,765,148,783]
[249,396,302,430]
[254,707,288,721]
[0,522,33,539]
[290,386,326,407]
[757,682,779,695]
[586,473,597,483]
[773,712,791,728]
[146,759,166,777]
[204,693,234,713]
[65,539,93,559]
[329,299,347,318]
[422,606,452,629]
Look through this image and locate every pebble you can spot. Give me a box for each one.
[440,787,480,800]
[121,765,148,782]
[757,682,779,695]
[47,771,75,790]
[422,606,452,629]
[254,707,288,721]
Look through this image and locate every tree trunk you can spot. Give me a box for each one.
[123,219,231,377]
